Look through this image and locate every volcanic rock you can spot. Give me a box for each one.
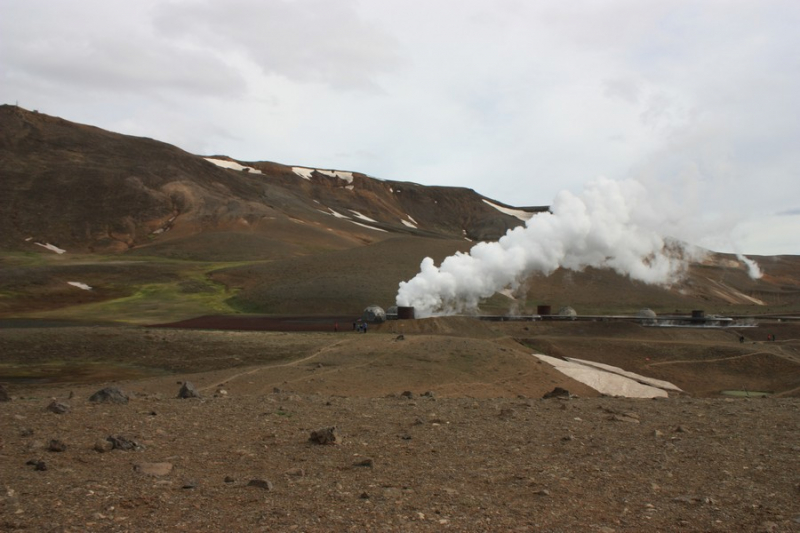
[0,383,10,402]
[177,381,201,399]
[46,400,70,414]
[542,387,571,399]
[247,479,274,490]
[47,439,67,452]
[88,387,129,404]
[309,426,340,445]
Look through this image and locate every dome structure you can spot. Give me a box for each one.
[362,305,386,323]
[558,306,577,317]
[637,308,657,319]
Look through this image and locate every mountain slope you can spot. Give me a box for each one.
[0,105,542,258]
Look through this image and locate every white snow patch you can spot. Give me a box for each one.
[566,358,682,392]
[407,215,418,225]
[389,187,394,193]
[349,220,388,233]
[67,281,92,291]
[330,208,350,219]
[25,237,33,242]
[204,158,262,174]
[35,242,66,254]
[345,185,355,191]
[532,353,672,398]
[317,170,354,183]
[292,167,315,180]
[401,219,417,229]
[350,210,378,223]
[482,199,534,221]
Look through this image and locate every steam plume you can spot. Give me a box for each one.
[397,177,716,318]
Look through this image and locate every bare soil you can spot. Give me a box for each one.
[1,318,799,532]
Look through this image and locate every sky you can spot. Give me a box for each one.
[1,0,798,256]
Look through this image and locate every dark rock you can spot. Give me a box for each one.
[88,387,129,404]
[421,391,435,398]
[0,383,10,402]
[353,458,374,468]
[177,381,201,399]
[395,334,405,341]
[182,481,198,489]
[309,426,341,445]
[360,492,370,499]
[542,387,570,399]
[93,439,114,453]
[48,439,67,452]
[26,459,47,471]
[46,400,70,414]
[224,476,236,483]
[106,435,142,451]
[401,391,415,399]
[19,428,34,437]
[247,479,274,490]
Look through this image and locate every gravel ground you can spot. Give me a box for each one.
[2,385,798,532]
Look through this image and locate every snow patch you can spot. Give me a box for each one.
[349,220,387,233]
[327,208,350,219]
[317,170,354,183]
[482,199,534,221]
[532,353,672,398]
[401,219,417,229]
[292,167,314,180]
[35,242,66,254]
[204,158,262,174]
[67,281,92,291]
[350,210,378,223]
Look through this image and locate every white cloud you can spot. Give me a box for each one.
[1,0,798,255]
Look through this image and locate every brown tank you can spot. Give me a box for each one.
[397,306,415,320]
[537,305,552,316]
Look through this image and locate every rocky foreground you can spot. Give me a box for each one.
[1,382,798,532]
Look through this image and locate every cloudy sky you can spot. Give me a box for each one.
[2,0,798,255]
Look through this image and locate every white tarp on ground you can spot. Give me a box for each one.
[532,353,676,398]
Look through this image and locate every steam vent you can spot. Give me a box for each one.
[397,306,415,320]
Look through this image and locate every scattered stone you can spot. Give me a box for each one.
[134,462,173,476]
[47,439,67,452]
[224,476,236,483]
[309,427,341,445]
[177,381,201,399]
[182,481,198,489]
[401,391,415,399]
[608,414,640,424]
[759,521,779,533]
[395,334,405,341]
[360,492,370,499]
[534,489,551,496]
[422,391,435,398]
[26,459,47,471]
[542,387,570,399]
[247,479,274,490]
[93,439,114,453]
[106,435,142,451]
[88,387,129,404]
[0,383,10,402]
[675,425,689,433]
[19,428,34,437]
[46,400,70,414]
[284,468,305,478]
[353,458,374,468]
[653,430,664,438]
[499,408,516,419]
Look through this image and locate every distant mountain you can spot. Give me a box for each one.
[0,105,546,260]
[1,105,798,322]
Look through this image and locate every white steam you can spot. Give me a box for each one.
[736,253,763,280]
[397,177,721,318]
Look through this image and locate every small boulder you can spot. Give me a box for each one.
[309,426,341,445]
[106,435,142,451]
[0,383,10,402]
[177,382,201,399]
[48,439,67,452]
[247,479,274,490]
[89,387,129,404]
[542,387,570,399]
[93,439,114,453]
[46,400,70,414]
